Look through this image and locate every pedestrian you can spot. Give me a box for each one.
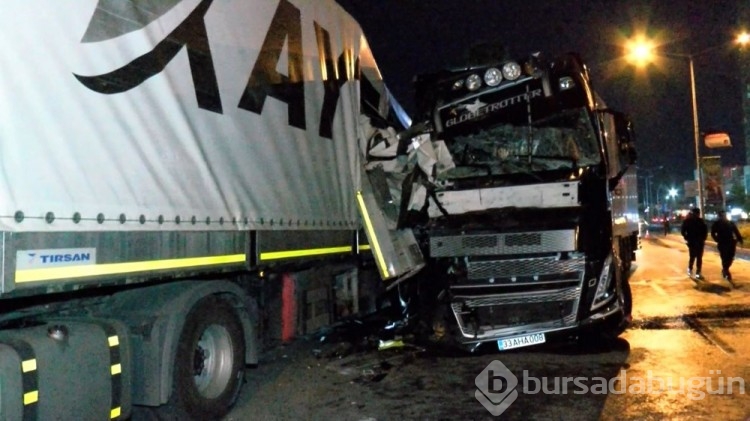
[710,210,743,281]
[681,208,708,279]
[663,217,670,236]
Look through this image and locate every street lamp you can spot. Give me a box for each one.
[625,33,750,212]
[668,187,678,211]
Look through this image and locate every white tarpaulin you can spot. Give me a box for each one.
[0,0,389,232]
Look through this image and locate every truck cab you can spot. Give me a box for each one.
[384,51,639,350]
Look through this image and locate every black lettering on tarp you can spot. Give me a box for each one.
[237,0,305,130]
[315,22,356,139]
[75,0,223,114]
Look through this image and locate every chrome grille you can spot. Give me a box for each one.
[473,300,575,327]
[451,287,581,340]
[430,229,575,257]
[467,256,584,280]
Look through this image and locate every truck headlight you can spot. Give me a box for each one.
[465,74,482,91]
[591,254,615,310]
[483,68,502,86]
[502,61,522,80]
[559,76,576,91]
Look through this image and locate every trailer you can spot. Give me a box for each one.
[0,1,423,419]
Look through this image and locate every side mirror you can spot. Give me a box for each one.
[612,111,637,165]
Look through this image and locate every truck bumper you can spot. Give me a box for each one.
[456,293,629,352]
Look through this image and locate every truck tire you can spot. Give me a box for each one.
[165,295,245,420]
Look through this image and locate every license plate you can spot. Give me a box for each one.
[498,333,546,351]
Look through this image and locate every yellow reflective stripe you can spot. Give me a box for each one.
[24,390,39,405]
[15,254,246,283]
[108,335,119,347]
[111,363,122,375]
[22,359,37,373]
[356,191,389,279]
[111,407,121,419]
[358,244,371,251]
[259,246,352,261]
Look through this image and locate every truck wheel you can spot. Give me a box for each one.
[167,296,245,420]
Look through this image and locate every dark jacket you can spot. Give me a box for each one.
[681,215,708,246]
[711,219,743,248]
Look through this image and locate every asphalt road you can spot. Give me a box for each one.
[220,236,750,420]
[137,236,750,420]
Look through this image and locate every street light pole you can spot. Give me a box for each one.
[688,56,704,212]
[624,33,750,213]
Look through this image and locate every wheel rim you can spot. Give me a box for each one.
[192,324,234,399]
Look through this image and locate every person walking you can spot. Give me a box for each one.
[710,210,743,281]
[663,217,670,236]
[681,208,708,279]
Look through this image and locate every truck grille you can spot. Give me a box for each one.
[474,300,574,327]
[430,229,575,257]
[434,229,585,342]
[467,256,583,280]
[451,287,581,340]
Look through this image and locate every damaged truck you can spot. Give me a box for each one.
[0,0,423,419]
[363,51,639,351]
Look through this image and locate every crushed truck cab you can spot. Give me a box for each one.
[364,51,639,350]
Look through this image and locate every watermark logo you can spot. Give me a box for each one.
[474,360,518,416]
[522,369,744,401]
[476,361,745,415]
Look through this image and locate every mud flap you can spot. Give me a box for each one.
[356,163,424,287]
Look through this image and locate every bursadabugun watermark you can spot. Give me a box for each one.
[475,360,745,415]
[475,360,518,416]
[523,369,745,400]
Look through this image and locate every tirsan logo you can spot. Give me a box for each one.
[36,252,92,264]
[74,0,377,139]
[16,248,97,270]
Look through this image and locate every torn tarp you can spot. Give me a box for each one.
[358,115,455,225]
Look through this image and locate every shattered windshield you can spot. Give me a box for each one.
[441,108,600,178]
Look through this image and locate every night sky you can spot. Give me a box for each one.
[336,0,747,188]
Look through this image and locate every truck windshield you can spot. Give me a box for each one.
[441,107,600,179]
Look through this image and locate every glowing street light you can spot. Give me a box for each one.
[624,32,750,212]
[737,31,750,46]
[668,188,678,210]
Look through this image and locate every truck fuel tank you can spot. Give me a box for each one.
[0,318,132,420]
